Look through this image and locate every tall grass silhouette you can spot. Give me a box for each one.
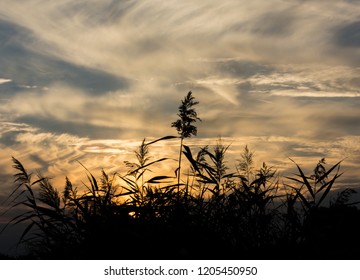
[1,91,360,259]
[171,91,201,195]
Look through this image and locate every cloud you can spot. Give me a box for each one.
[0,1,340,78]
[270,90,360,98]
[0,0,359,194]
[0,19,129,92]
[0,78,11,84]
[335,20,360,48]
[1,1,360,98]
[0,123,134,189]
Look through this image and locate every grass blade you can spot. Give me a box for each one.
[289,158,315,200]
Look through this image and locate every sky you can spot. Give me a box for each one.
[1,0,360,247]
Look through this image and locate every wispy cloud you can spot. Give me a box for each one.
[0,78,11,84]
[270,90,360,98]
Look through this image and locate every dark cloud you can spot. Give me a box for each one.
[0,19,26,50]
[283,142,327,158]
[324,114,360,135]
[0,130,19,146]
[236,81,255,94]
[335,21,360,48]
[0,81,28,97]
[0,19,129,94]
[28,154,49,170]
[216,60,274,78]
[15,116,122,139]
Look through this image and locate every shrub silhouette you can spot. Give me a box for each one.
[1,92,360,260]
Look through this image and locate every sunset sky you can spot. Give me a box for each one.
[1,0,360,214]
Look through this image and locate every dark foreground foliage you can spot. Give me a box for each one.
[1,140,359,260]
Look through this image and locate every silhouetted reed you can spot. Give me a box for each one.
[171,91,201,195]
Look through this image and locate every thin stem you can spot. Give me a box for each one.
[177,137,184,199]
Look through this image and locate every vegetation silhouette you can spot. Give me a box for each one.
[1,91,360,260]
[171,91,201,195]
